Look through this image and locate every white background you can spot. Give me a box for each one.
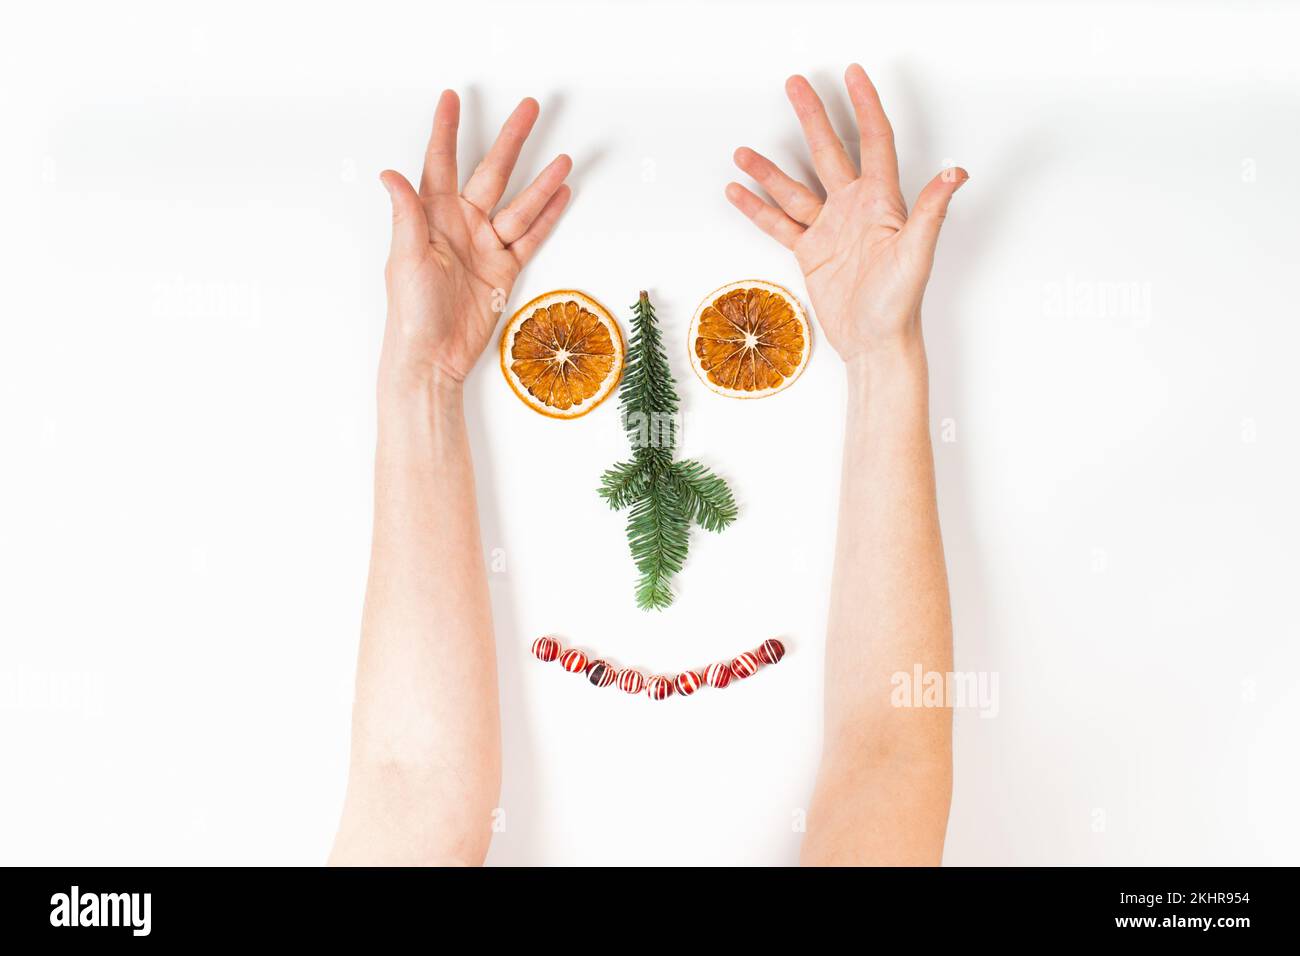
[2,0,1297,866]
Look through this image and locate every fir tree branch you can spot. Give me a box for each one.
[618,292,679,455]
[626,475,689,610]
[669,460,739,532]
[598,459,649,511]
[597,291,738,610]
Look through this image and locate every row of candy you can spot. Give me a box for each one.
[530,636,786,700]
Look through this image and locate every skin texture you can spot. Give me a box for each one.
[728,66,963,865]
[328,90,570,866]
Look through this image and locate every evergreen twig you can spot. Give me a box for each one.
[597,291,738,610]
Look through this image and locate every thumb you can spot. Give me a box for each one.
[379,170,427,260]
[903,166,968,261]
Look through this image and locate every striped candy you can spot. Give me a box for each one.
[559,648,589,674]
[704,662,733,689]
[674,670,702,696]
[646,675,675,701]
[730,651,760,679]
[533,640,782,698]
[617,668,646,695]
[586,659,616,688]
[531,636,561,662]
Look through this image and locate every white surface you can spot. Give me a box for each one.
[1,0,1297,865]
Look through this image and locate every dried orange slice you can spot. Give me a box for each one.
[688,280,810,399]
[500,290,625,418]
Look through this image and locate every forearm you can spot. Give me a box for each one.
[331,370,500,866]
[828,336,952,743]
[803,332,953,864]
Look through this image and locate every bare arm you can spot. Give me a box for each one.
[805,342,952,864]
[330,90,571,866]
[726,65,966,865]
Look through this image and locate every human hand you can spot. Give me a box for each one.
[379,90,572,389]
[727,65,967,365]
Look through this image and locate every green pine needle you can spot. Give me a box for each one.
[669,460,739,533]
[597,459,647,511]
[598,291,738,610]
[627,477,689,610]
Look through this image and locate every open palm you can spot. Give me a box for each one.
[381,91,572,384]
[727,65,967,363]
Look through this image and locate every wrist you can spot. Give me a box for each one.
[377,361,465,418]
[843,331,928,387]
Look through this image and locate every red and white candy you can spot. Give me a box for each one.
[533,637,789,699]
[730,651,760,679]
[674,670,702,697]
[559,648,589,674]
[704,661,733,689]
[586,659,616,688]
[531,636,561,663]
[645,675,675,701]
[617,668,645,695]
